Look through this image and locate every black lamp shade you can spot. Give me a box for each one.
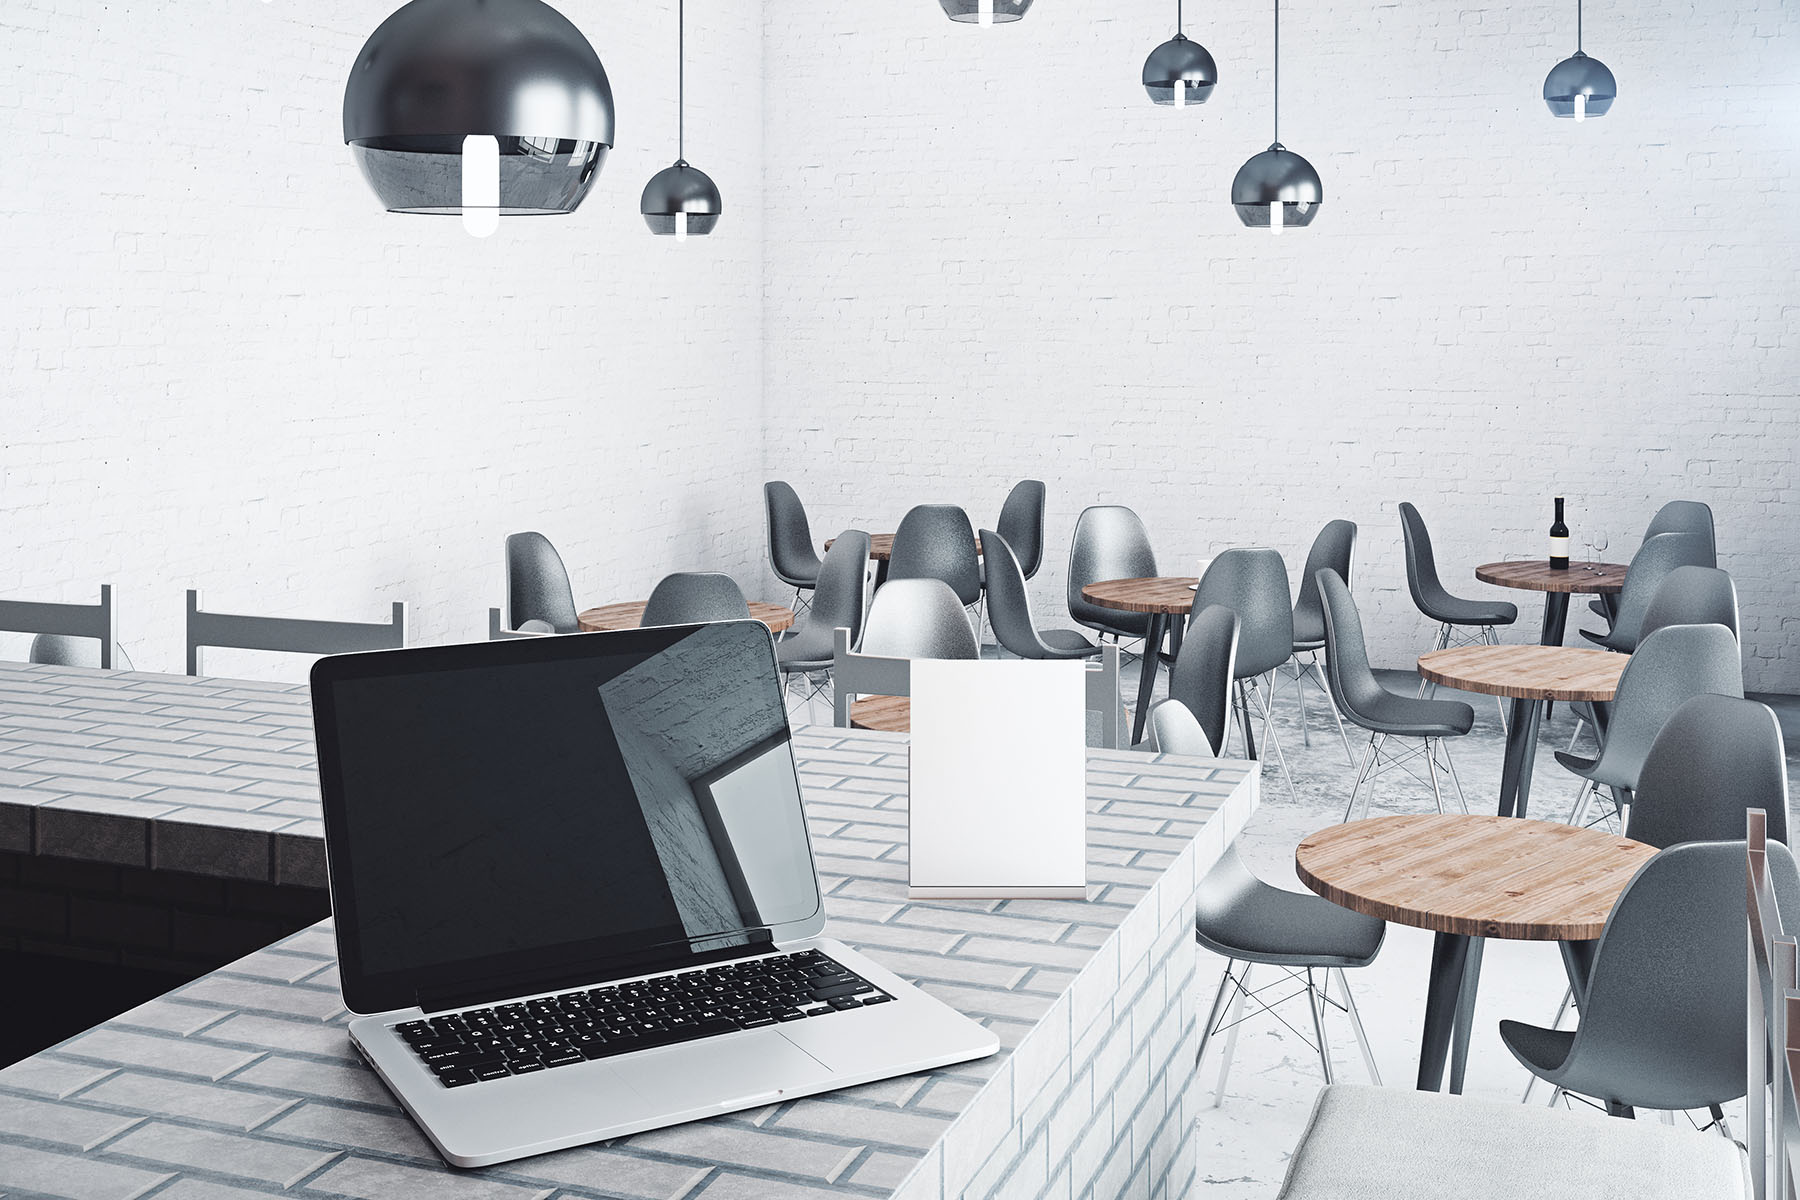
[343,0,615,215]
[1231,145,1323,228]
[939,0,1034,23]
[1142,34,1218,104]
[641,163,723,236]
[1543,52,1616,117]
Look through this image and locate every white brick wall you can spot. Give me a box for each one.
[1,0,767,680]
[760,0,1800,692]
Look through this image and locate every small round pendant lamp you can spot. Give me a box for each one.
[939,0,1033,25]
[1230,0,1320,233]
[343,0,614,237]
[1543,0,1615,121]
[642,0,722,239]
[1143,1,1217,107]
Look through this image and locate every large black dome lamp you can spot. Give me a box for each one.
[343,0,615,238]
[1142,1,1217,107]
[1543,0,1615,120]
[1230,0,1321,233]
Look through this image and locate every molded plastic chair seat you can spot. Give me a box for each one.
[1038,628,1101,656]
[888,505,982,608]
[505,531,582,634]
[1624,694,1789,849]
[1399,503,1520,630]
[981,528,1098,661]
[778,531,869,674]
[1579,532,1714,652]
[1349,690,1476,739]
[641,573,751,626]
[995,479,1046,581]
[1420,591,1517,627]
[765,481,823,591]
[1194,850,1385,969]
[1066,506,1159,641]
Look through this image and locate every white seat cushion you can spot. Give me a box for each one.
[1278,1085,1750,1200]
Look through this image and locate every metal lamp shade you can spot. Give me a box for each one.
[939,0,1034,23]
[1542,52,1616,117]
[1143,35,1218,105]
[641,163,723,236]
[1231,145,1323,229]
[343,0,615,215]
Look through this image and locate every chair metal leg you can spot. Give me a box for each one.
[1295,661,1311,748]
[1196,962,1237,1069]
[1425,738,1447,814]
[1334,968,1382,1086]
[1344,735,1378,823]
[1309,968,1334,1085]
[1309,657,1356,765]
[1440,741,1470,814]
[1213,963,1252,1108]
[1568,779,1597,828]
[1548,1086,1565,1108]
[1251,676,1297,801]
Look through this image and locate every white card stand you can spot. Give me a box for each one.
[907,659,1088,900]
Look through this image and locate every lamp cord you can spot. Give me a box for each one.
[1576,0,1582,51]
[678,0,685,160]
[1177,0,1182,34]
[1272,0,1279,143]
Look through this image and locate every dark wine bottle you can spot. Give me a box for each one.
[1549,496,1570,570]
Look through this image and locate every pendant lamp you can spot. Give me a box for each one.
[939,0,1033,25]
[1543,0,1615,121]
[1230,0,1321,233]
[1143,1,1217,107]
[642,0,722,239]
[343,0,614,239]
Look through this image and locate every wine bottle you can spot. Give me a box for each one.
[1549,496,1570,570]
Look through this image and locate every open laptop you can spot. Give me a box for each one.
[311,619,998,1168]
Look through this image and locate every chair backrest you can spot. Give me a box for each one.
[1168,604,1239,756]
[1150,698,1221,757]
[1640,565,1739,642]
[641,573,752,627]
[981,528,1056,659]
[1066,506,1158,629]
[1292,520,1357,648]
[1193,548,1294,679]
[1397,502,1449,612]
[801,530,870,643]
[1588,622,1744,794]
[1,585,120,670]
[1629,695,1788,849]
[1643,500,1717,566]
[996,480,1047,580]
[186,590,406,676]
[887,505,982,607]
[1318,568,1473,735]
[1573,838,1800,1113]
[765,481,823,588]
[1747,812,1800,1200]
[859,579,979,660]
[1608,531,1716,651]
[505,531,580,634]
[488,608,554,640]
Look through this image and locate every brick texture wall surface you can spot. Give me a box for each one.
[758,0,1800,692]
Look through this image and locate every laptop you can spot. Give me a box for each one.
[310,619,998,1168]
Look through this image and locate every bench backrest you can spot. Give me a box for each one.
[0,585,119,669]
[186,589,406,676]
[1748,808,1800,1199]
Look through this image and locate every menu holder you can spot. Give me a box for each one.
[907,659,1088,900]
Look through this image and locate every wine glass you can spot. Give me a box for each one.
[1592,529,1610,573]
[1581,536,1595,572]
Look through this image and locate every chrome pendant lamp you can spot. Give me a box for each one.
[939,0,1033,25]
[642,0,722,239]
[1543,0,1615,121]
[1143,1,1217,107]
[343,0,615,238]
[1230,0,1320,233]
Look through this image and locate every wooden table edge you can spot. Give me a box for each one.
[1473,560,1627,594]
[1416,645,1626,702]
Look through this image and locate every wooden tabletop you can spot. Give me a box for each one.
[1296,814,1658,940]
[1475,560,1628,594]
[824,533,981,562]
[1417,644,1626,702]
[849,695,911,733]
[577,600,797,634]
[1080,577,1200,615]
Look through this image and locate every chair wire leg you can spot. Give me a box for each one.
[1213,963,1253,1108]
[1308,968,1334,1086]
[1440,741,1470,813]
[1335,968,1381,1085]
[1425,738,1447,815]
[1361,735,1388,821]
[1568,780,1596,828]
[1196,961,1236,1069]
[1344,735,1378,824]
[1294,660,1311,749]
[1252,677,1297,801]
[1308,656,1356,765]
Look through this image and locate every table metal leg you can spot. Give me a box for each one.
[1558,938,1597,1005]
[1540,593,1571,722]
[1496,698,1532,818]
[1418,931,1472,1091]
[1448,937,1486,1094]
[1512,700,1545,820]
[1131,613,1166,746]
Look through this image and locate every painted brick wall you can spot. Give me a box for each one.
[759,0,1800,691]
[1,0,767,681]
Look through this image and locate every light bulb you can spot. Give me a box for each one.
[978,0,993,26]
[1270,199,1282,235]
[1172,80,1186,108]
[1573,93,1587,122]
[461,134,499,239]
[675,211,689,242]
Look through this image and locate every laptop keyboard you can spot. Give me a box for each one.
[393,948,893,1088]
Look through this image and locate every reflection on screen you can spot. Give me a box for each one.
[329,622,820,978]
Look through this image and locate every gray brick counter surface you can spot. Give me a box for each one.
[0,667,1257,1200]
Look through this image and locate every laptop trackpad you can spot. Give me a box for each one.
[610,1030,835,1114]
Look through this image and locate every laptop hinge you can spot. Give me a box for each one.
[413,930,778,1016]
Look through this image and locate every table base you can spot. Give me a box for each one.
[1416,932,1598,1095]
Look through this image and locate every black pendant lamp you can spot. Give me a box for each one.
[1543,0,1616,121]
[642,0,722,240]
[1230,0,1321,234]
[939,0,1033,25]
[343,0,614,238]
[1142,1,1217,107]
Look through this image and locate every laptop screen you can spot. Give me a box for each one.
[311,620,822,1014]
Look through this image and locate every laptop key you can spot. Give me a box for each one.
[472,1062,512,1081]
[860,993,895,1005]
[437,1067,479,1087]
[543,1051,584,1068]
[508,1059,547,1074]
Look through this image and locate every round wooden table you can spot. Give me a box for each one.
[1418,645,1625,820]
[577,601,797,634]
[1079,577,1199,747]
[1298,813,1657,1093]
[848,695,910,733]
[1474,560,1628,650]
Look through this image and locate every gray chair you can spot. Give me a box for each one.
[1,585,122,670]
[641,573,752,627]
[1560,623,1744,830]
[833,576,980,735]
[765,481,824,615]
[1192,549,1296,793]
[1580,531,1714,653]
[1288,520,1357,761]
[1317,570,1473,822]
[1588,501,1719,624]
[1626,694,1789,850]
[980,529,1097,660]
[1501,838,1800,1119]
[1161,605,1239,756]
[1151,700,1385,1103]
[778,531,870,715]
[186,590,406,676]
[488,608,553,640]
[1066,506,1159,643]
[995,480,1047,581]
[505,531,581,634]
[887,505,982,612]
[1639,565,1738,640]
[1398,502,1519,645]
